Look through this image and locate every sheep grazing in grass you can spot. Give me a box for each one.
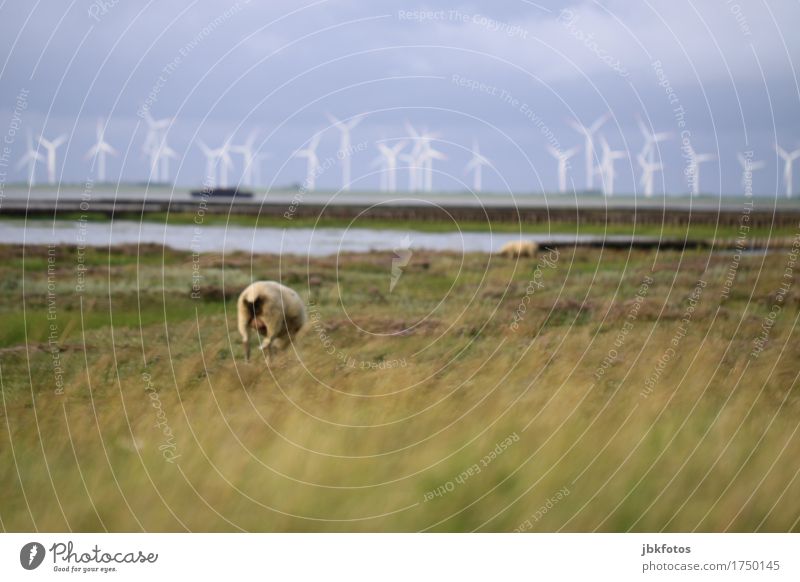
[498,240,539,258]
[237,281,307,362]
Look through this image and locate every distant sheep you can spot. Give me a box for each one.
[498,240,539,258]
[237,281,307,362]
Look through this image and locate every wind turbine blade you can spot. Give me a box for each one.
[16,152,39,170]
[589,112,610,133]
[346,115,363,130]
[325,112,341,127]
[636,115,650,139]
[568,119,586,134]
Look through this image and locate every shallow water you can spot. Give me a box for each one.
[0,220,661,256]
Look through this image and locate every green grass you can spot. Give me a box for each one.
[1,242,799,532]
[12,212,800,238]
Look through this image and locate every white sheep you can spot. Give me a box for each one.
[498,240,539,258]
[237,281,307,362]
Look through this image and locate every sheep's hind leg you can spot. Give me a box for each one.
[260,337,275,364]
[240,328,251,362]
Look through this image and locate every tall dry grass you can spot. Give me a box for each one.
[1,243,799,531]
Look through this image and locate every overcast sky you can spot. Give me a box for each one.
[1,0,799,195]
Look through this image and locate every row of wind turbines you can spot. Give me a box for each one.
[15,112,800,196]
[549,113,800,197]
[295,116,475,192]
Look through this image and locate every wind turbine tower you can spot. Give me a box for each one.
[465,139,491,192]
[776,144,800,198]
[16,130,44,186]
[597,136,626,196]
[421,139,447,192]
[85,119,118,182]
[376,140,407,192]
[569,113,609,190]
[327,113,362,191]
[737,152,765,192]
[547,144,580,193]
[38,133,67,185]
[636,117,671,197]
[294,132,321,191]
[232,129,259,187]
[686,146,716,196]
[637,151,663,198]
[142,112,171,181]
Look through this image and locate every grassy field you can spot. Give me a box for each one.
[1,237,799,532]
[16,211,800,239]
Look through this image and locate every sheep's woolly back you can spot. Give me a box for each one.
[498,240,539,258]
[237,281,307,350]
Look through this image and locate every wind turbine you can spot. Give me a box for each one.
[253,151,271,187]
[156,140,178,182]
[464,138,490,192]
[327,113,362,191]
[403,122,442,191]
[197,140,217,184]
[635,117,671,197]
[231,129,259,187]
[146,134,178,183]
[84,119,117,182]
[737,153,765,191]
[294,132,321,191]
[421,140,447,192]
[403,121,425,191]
[142,112,171,180]
[686,147,716,196]
[16,129,44,186]
[637,151,663,197]
[776,144,800,198]
[597,136,626,196]
[569,113,609,190]
[196,139,233,187]
[38,133,67,185]
[376,140,407,192]
[404,123,445,192]
[399,150,420,191]
[213,139,234,188]
[636,116,671,163]
[372,151,389,192]
[546,144,579,193]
